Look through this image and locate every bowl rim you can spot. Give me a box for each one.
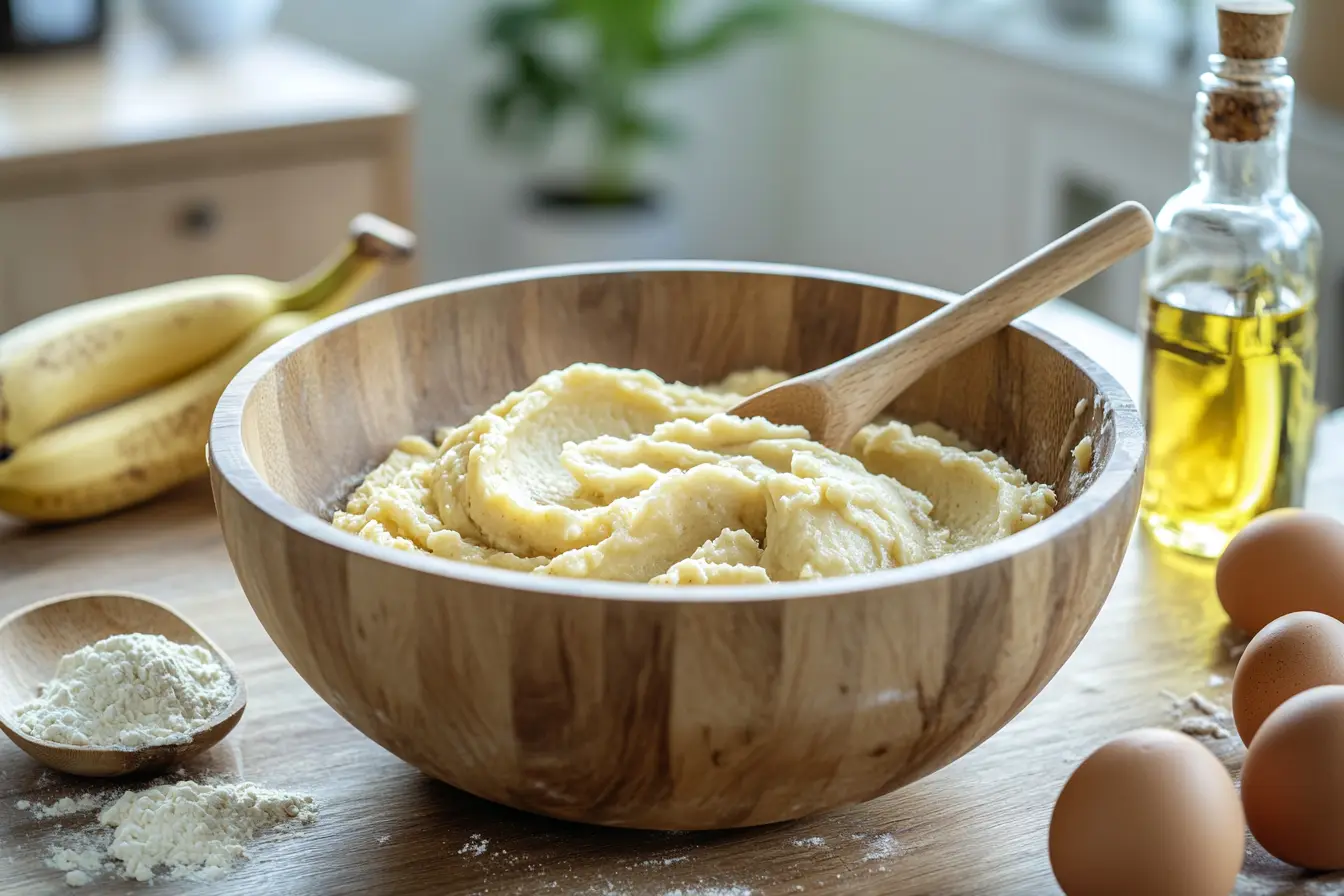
[208,259,1145,603]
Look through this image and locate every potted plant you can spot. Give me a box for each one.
[478,0,793,266]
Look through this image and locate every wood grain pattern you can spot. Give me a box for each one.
[730,202,1155,449]
[0,593,246,778]
[2,394,1341,894]
[206,261,1145,831]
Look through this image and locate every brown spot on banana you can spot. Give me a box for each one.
[113,401,212,459]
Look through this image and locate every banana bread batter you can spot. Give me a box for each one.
[333,363,1056,584]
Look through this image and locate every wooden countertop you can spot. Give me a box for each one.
[0,30,414,163]
[2,306,1343,895]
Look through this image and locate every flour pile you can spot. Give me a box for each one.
[12,633,235,747]
[44,779,317,886]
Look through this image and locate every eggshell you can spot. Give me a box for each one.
[1215,509,1344,635]
[1232,611,1344,744]
[1049,728,1244,896]
[1242,684,1344,870]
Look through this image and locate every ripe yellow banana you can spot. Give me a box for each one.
[0,306,331,523]
[0,212,414,457]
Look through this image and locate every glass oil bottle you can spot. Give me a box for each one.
[1139,1,1322,559]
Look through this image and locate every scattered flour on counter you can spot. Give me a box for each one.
[1180,717,1233,739]
[12,633,236,748]
[24,794,107,819]
[1162,689,1234,740]
[1161,689,1226,717]
[43,779,316,886]
[792,837,827,848]
[860,833,900,862]
[46,830,113,889]
[1187,692,1222,716]
[638,856,690,867]
[459,834,490,857]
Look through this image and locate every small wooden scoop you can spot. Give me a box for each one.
[0,592,246,778]
[730,201,1156,450]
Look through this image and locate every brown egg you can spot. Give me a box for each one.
[1242,684,1344,870]
[1232,611,1344,744]
[1216,509,1344,635]
[1049,728,1244,896]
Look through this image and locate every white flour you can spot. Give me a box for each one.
[18,794,107,819]
[458,833,490,857]
[860,833,900,861]
[44,779,316,886]
[13,633,236,748]
[48,848,106,887]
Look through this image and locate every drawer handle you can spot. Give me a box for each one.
[176,200,219,238]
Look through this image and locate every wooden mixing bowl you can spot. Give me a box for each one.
[207,261,1144,830]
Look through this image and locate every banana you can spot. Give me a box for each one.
[0,276,290,457]
[0,305,333,523]
[0,212,415,457]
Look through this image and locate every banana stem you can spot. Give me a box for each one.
[278,245,381,314]
[279,214,417,314]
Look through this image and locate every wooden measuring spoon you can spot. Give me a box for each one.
[0,591,246,778]
[730,200,1155,450]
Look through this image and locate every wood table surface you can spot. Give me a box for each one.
[2,303,1343,896]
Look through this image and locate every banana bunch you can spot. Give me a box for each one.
[0,213,415,523]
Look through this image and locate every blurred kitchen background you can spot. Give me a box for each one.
[1,0,1342,404]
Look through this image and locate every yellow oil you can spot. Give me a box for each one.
[1139,280,1318,558]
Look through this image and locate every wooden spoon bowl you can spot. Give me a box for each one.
[0,591,246,777]
[208,261,1144,830]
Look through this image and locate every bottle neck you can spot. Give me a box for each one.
[1190,55,1294,203]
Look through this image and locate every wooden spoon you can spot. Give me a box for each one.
[730,200,1156,450]
[0,591,246,778]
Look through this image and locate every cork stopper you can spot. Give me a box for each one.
[1217,1,1294,60]
[1206,1,1294,142]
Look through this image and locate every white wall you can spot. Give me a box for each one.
[271,0,801,284]
[788,4,1344,406]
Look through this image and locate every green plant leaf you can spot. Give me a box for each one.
[482,2,564,46]
[475,0,794,188]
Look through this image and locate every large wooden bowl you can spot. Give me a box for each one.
[207,261,1144,830]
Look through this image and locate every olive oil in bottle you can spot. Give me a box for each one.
[1139,2,1322,559]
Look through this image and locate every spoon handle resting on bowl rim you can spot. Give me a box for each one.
[737,200,1155,449]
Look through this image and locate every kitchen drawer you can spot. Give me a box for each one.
[0,157,382,332]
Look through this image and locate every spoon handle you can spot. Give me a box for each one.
[821,200,1154,425]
